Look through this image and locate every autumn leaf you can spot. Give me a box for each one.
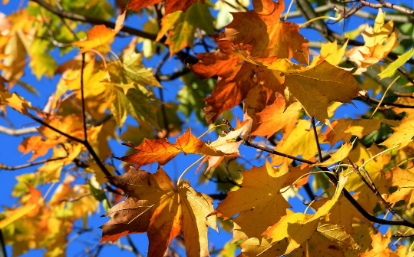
[324,118,399,146]
[263,210,319,254]
[313,39,349,66]
[156,2,214,56]
[381,114,414,149]
[345,143,391,211]
[317,142,353,167]
[191,0,309,123]
[312,193,365,235]
[119,128,228,167]
[0,184,42,229]
[359,230,395,257]
[100,167,218,257]
[73,11,126,53]
[281,60,360,123]
[386,166,414,206]
[347,9,399,74]
[272,120,327,165]
[251,96,302,138]
[215,160,291,239]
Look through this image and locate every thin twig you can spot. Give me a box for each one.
[125,235,142,257]
[0,157,65,171]
[80,53,88,141]
[311,117,323,163]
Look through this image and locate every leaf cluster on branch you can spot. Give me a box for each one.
[1,0,414,256]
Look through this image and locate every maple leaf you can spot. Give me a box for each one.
[119,128,229,167]
[359,230,397,257]
[289,223,359,257]
[0,88,34,115]
[0,184,42,229]
[386,166,414,206]
[238,237,288,257]
[344,143,391,211]
[198,121,247,173]
[100,167,218,257]
[263,210,319,254]
[313,40,349,66]
[317,142,353,167]
[379,48,414,79]
[191,0,309,123]
[269,60,360,123]
[215,160,291,239]
[272,120,327,165]
[251,96,301,138]
[346,9,399,75]
[312,193,365,235]
[381,114,414,149]
[263,174,348,254]
[156,2,214,56]
[324,118,399,146]
[73,11,126,53]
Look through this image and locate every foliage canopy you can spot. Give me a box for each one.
[2,0,414,256]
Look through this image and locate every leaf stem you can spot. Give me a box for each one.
[370,75,400,118]
[177,156,205,187]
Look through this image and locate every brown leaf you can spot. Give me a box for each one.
[100,168,218,257]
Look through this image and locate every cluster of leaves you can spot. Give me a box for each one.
[1,0,414,256]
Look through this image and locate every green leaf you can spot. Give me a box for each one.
[378,48,414,79]
[88,181,107,202]
[177,73,214,125]
[159,1,215,54]
[106,83,160,127]
[29,40,57,79]
[107,53,161,88]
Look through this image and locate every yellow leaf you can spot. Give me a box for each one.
[381,114,414,149]
[0,184,42,229]
[216,160,291,239]
[283,60,360,123]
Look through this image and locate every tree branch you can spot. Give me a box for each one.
[361,0,414,16]
[0,125,39,136]
[30,0,157,41]
[355,95,414,109]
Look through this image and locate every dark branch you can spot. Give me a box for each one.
[30,0,157,40]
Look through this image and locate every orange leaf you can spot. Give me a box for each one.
[119,128,228,167]
[251,97,301,138]
[73,11,126,53]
